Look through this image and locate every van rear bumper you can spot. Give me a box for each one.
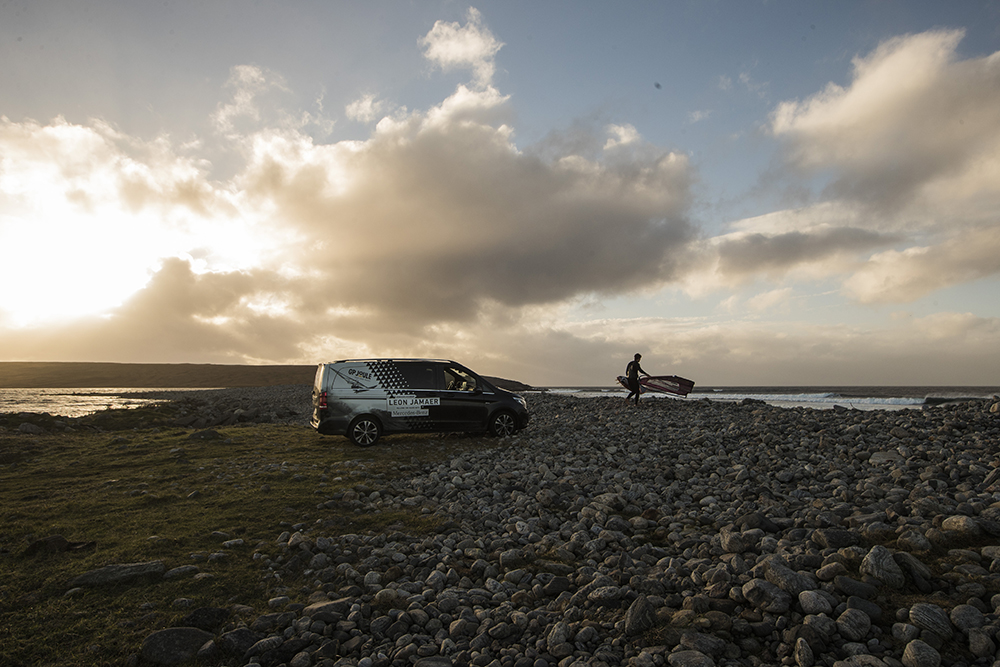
[312,412,350,436]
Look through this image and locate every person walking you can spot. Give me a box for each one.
[625,353,650,405]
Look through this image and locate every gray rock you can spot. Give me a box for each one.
[834,575,878,600]
[893,622,920,642]
[141,627,213,665]
[860,545,905,588]
[861,521,897,542]
[624,595,657,636]
[812,529,858,549]
[968,627,996,657]
[217,627,259,656]
[846,596,882,623]
[588,585,623,602]
[303,597,352,617]
[742,578,791,613]
[794,637,814,667]
[893,551,932,582]
[836,608,871,642]
[499,548,531,569]
[815,562,848,581]
[761,557,814,595]
[414,658,455,667]
[179,607,229,632]
[949,603,985,632]
[896,530,932,553]
[720,530,753,553]
[163,565,199,579]
[667,650,716,667]
[908,603,952,639]
[680,630,727,658]
[799,590,833,615]
[69,560,166,587]
[941,515,980,538]
[902,639,941,667]
[547,620,571,646]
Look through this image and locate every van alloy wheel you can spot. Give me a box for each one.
[489,411,517,437]
[348,416,381,447]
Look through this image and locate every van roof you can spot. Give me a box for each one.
[326,358,458,364]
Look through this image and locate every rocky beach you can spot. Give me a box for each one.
[7,388,1000,667]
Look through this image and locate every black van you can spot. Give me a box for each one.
[311,359,530,446]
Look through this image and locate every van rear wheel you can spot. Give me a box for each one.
[488,411,517,437]
[348,416,381,447]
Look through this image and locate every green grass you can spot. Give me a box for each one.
[0,408,505,666]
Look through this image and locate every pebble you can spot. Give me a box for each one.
[130,390,1000,667]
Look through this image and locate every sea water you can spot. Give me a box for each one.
[0,388,188,418]
[543,386,1000,411]
[2,385,998,418]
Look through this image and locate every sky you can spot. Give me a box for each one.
[1,1,999,387]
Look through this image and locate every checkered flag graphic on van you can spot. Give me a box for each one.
[368,361,408,392]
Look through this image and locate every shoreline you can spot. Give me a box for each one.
[0,362,533,393]
[0,361,316,389]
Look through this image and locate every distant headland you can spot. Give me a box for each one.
[0,361,533,392]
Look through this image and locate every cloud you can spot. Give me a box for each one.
[746,287,793,314]
[715,226,897,278]
[212,65,289,135]
[0,13,697,366]
[735,30,1000,305]
[604,123,641,149]
[738,71,768,98]
[0,115,257,326]
[771,29,1000,213]
[420,7,503,89]
[345,93,386,123]
[0,258,305,363]
[671,201,903,297]
[844,225,1000,303]
[239,88,694,327]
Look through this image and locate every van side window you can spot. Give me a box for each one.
[443,366,477,392]
[396,362,437,390]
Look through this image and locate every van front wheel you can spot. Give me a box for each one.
[348,416,381,447]
[488,411,517,438]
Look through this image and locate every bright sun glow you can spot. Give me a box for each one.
[0,116,285,328]
[0,192,278,328]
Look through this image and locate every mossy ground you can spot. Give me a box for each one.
[0,407,505,666]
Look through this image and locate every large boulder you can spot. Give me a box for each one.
[141,627,213,665]
[68,560,165,587]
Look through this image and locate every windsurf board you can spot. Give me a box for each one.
[617,375,695,397]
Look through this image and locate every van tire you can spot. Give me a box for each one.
[348,416,382,447]
[488,411,517,437]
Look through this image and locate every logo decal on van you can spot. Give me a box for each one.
[331,368,377,392]
[386,395,440,416]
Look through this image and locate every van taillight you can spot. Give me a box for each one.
[319,391,328,409]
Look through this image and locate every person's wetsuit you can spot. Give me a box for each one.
[625,359,646,405]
